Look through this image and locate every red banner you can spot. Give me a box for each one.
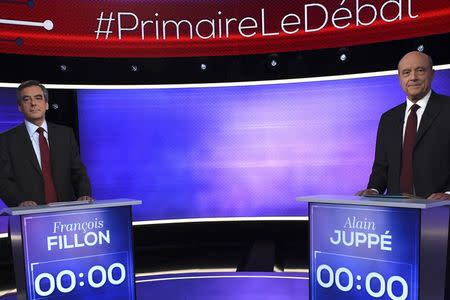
[1,0,450,58]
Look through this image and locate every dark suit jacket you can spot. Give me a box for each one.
[367,92,450,198]
[0,122,91,207]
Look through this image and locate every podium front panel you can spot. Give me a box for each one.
[309,203,420,300]
[19,205,135,300]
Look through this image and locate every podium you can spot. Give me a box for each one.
[1,199,141,300]
[297,195,450,300]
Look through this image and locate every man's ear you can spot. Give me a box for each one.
[45,100,49,111]
[18,103,23,113]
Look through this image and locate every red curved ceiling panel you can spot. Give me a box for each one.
[0,0,449,57]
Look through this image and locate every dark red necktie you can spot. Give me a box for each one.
[37,127,57,203]
[400,104,420,194]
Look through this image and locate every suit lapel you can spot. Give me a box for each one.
[17,124,42,175]
[47,123,59,174]
[415,93,441,146]
[393,104,405,164]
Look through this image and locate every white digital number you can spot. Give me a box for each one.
[34,262,127,296]
[335,267,353,292]
[316,264,334,288]
[387,276,408,300]
[35,273,55,297]
[315,264,409,300]
[366,272,385,298]
[108,263,126,285]
[88,265,107,288]
[56,270,76,293]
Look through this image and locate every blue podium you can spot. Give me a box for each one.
[1,199,141,300]
[297,195,450,300]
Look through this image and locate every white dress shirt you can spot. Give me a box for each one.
[402,90,431,142]
[24,120,49,169]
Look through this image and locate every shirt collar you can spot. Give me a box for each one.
[405,90,431,112]
[24,119,48,137]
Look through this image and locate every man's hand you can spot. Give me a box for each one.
[427,193,450,200]
[355,189,379,196]
[77,195,94,201]
[19,201,38,207]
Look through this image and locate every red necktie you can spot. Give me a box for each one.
[37,127,58,203]
[400,104,420,195]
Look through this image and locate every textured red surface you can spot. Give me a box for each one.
[0,0,449,57]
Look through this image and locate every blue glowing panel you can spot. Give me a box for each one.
[77,70,450,222]
[0,88,24,234]
[1,272,308,300]
[310,203,419,299]
[0,89,21,130]
[21,206,135,299]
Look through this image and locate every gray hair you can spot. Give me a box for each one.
[16,80,49,103]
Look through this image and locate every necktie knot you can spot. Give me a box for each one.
[37,127,45,135]
[410,104,420,113]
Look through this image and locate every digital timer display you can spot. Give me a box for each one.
[310,203,419,300]
[31,253,130,298]
[34,262,126,296]
[314,253,410,299]
[21,206,135,299]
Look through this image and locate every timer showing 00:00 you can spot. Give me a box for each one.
[316,264,408,300]
[34,262,126,297]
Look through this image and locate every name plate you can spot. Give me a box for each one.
[310,203,419,300]
[21,206,135,299]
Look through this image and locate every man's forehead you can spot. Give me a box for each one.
[399,53,431,69]
[21,86,44,97]
[399,62,429,70]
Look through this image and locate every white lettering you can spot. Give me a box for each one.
[239,17,258,38]
[407,0,418,18]
[47,236,58,251]
[332,7,352,29]
[261,9,279,36]
[47,230,111,251]
[380,0,401,23]
[281,13,301,34]
[330,230,341,245]
[356,0,377,26]
[196,19,215,39]
[305,3,328,32]
[117,12,138,39]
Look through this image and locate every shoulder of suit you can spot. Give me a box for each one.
[429,92,450,114]
[430,92,450,104]
[380,102,405,120]
[47,122,73,133]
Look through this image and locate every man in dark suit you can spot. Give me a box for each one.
[356,51,450,299]
[356,51,450,200]
[0,80,92,207]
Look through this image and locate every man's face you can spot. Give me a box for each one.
[398,52,434,102]
[18,85,48,126]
